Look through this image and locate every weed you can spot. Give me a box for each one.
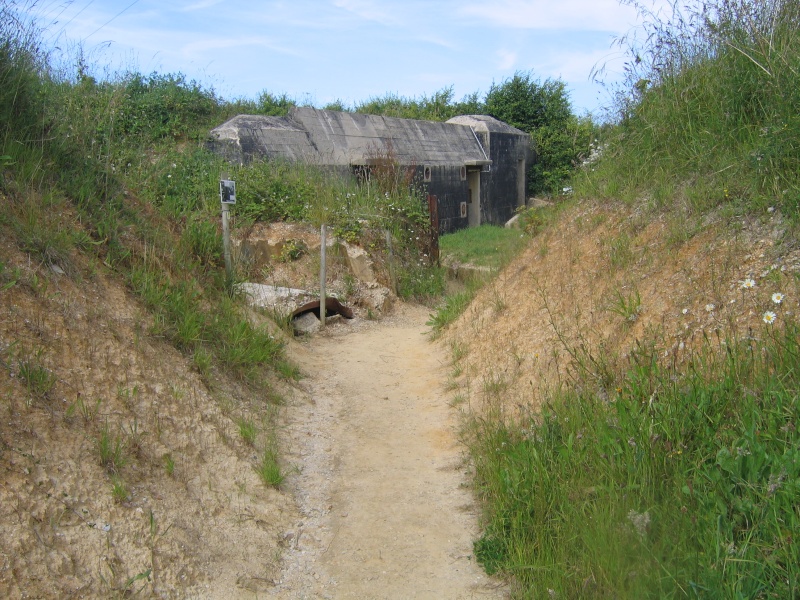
[589,0,800,219]
[17,348,56,401]
[256,446,285,488]
[276,359,301,381]
[110,475,129,503]
[0,261,20,290]
[427,285,478,338]
[237,417,258,446]
[469,310,800,597]
[278,239,307,262]
[97,423,127,474]
[193,347,212,378]
[182,217,222,268]
[606,288,642,323]
[606,231,634,270]
[126,418,145,458]
[481,372,508,397]
[162,453,175,476]
[450,341,468,362]
[66,395,101,422]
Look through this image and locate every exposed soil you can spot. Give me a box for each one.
[0,220,504,597]
[444,201,800,416]
[274,304,506,599]
[0,239,298,598]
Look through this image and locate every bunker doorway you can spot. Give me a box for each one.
[467,169,481,227]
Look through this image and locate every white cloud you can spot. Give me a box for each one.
[460,0,640,32]
[536,48,618,82]
[181,0,226,11]
[332,0,403,26]
[180,36,301,58]
[497,49,517,70]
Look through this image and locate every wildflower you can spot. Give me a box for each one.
[772,292,784,304]
[682,308,689,315]
[767,472,785,496]
[740,278,756,289]
[705,303,715,312]
[763,311,776,324]
[627,509,651,537]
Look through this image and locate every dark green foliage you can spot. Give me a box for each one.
[485,72,572,133]
[117,72,219,140]
[233,160,317,222]
[485,71,594,195]
[354,86,485,122]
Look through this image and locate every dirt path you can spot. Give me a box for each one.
[273,304,505,599]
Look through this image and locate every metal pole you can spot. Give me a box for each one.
[320,224,327,327]
[222,203,232,280]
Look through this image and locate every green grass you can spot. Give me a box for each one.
[256,446,285,488]
[440,225,528,270]
[17,352,56,400]
[97,423,128,475]
[237,417,258,446]
[468,318,800,598]
[428,225,530,336]
[110,475,129,503]
[427,283,480,338]
[576,0,800,219]
[162,453,175,476]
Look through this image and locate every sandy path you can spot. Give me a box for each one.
[273,304,505,599]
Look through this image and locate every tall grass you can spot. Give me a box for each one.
[468,316,800,598]
[581,0,800,216]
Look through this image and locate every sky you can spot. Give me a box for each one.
[28,0,653,116]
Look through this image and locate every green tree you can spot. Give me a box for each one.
[484,71,571,132]
[485,71,592,196]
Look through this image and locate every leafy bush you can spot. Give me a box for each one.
[117,72,219,140]
[233,160,317,223]
[485,71,595,195]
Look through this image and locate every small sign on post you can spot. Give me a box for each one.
[219,176,236,279]
[219,179,236,205]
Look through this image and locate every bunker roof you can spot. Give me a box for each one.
[208,107,527,167]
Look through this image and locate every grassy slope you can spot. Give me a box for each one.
[443,199,800,597]
[0,189,301,596]
[440,4,800,596]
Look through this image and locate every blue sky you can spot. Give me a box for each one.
[30,0,654,115]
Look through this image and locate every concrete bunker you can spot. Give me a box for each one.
[207,107,532,234]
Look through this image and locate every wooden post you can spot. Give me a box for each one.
[219,173,234,281]
[320,224,327,327]
[222,204,232,280]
